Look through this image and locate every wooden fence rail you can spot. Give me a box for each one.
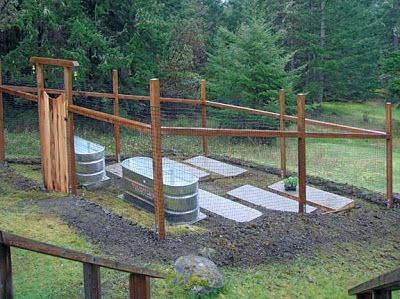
[0,84,387,136]
[348,266,400,299]
[0,231,165,299]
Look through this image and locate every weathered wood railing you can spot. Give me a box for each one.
[348,267,400,299]
[0,231,165,299]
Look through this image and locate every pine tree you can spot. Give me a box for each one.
[207,19,297,110]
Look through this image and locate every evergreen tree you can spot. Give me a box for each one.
[207,19,297,110]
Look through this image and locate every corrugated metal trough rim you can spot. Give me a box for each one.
[121,157,200,225]
[74,136,105,162]
[121,157,198,195]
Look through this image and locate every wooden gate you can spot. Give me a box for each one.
[31,57,79,195]
[39,91,69,193]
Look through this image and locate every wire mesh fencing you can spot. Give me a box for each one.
[0,58,396,240]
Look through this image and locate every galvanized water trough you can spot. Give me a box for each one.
[74,136,108,187]
[121,157,199,225]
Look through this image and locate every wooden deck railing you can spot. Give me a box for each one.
[0,231,165,299]
[348,267,400,299]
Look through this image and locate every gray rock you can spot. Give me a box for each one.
[174,255,224,297]
[198,247,217,260]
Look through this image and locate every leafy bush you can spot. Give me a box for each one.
[283,176,298,191]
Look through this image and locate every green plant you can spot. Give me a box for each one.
[283,176,298,191]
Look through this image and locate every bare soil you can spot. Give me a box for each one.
[4,160,393,269]
[0,162,40,191]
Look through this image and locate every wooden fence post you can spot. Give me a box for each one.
[0,232,13,299]
[279,89,286,179]
[112,70,121,162]
[83,263,101,299]
[297,94,306,213]
[150,78,166,240]
[129,274,150,299]
[201,80,208,156]
[386,102,393,208]
[64,67,78,195]
[0,60,5,162]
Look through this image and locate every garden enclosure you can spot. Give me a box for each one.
[0,57,394,239]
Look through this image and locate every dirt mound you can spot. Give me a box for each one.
[35,195,400,268]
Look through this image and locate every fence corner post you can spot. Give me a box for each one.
[386,102,393,208]
[150,78,166,240]
[279,89,286,179]
[112,69,121,162]
[200,79,208,156]
[297,94,306,213]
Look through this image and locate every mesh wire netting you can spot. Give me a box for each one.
[1,61,396,223]
[3,92,40,160]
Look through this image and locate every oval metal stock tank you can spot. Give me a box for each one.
[74,136,106,185]
[121,157,199,224]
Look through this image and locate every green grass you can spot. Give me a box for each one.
[152,240,400,299]
[10,164,42,183]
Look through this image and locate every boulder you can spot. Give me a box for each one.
[198,247,217,260]
[174,255,224,297]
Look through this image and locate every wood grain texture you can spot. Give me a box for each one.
[129,274,150,299]
[68,104,151,133]
[386,103,393,207]
[161,126,299,138]
[297,94,306,213]
[30,57,79,68]
[112,70,121,162]
[64,67,78,195]
[83,263,101,299]
[279,89,286,179]
[0,231,165,278]
[0,86,37,101]
[0,232,13,299]
[349,266,400,296]
[0,84,388,136]
[49,99,58,191]
[200,80,208,156]
[39,90,53,191]
[53,94,69,193]
[150,78,166,240]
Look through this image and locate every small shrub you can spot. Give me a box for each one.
[283,176,298,191]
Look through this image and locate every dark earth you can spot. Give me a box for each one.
[2,160,400,268]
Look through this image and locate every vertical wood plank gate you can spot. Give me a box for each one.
[31,57,79,194]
